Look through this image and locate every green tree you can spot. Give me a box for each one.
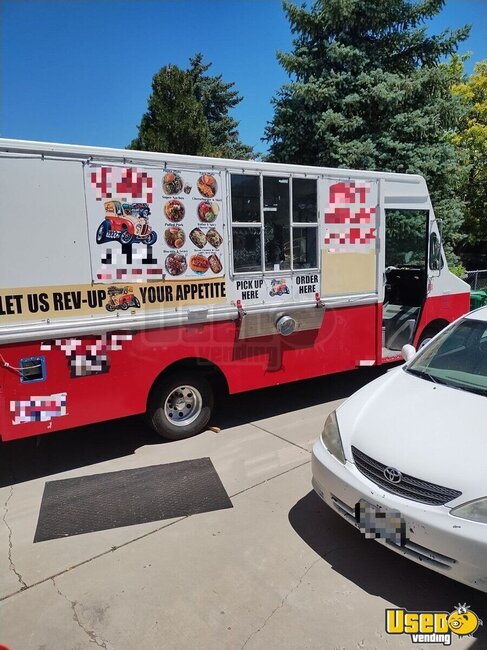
[189,53,254,159]
[129,56,253,159]
[128,65,211,155]
[265,0,470,261]
[450,59,487,248]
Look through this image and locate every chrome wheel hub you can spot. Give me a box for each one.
[164,385,202,427]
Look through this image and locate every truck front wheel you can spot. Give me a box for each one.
[147,372,214,440]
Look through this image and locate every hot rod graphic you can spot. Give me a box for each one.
[130,203,151,217]
[269,279,290,297]
[96,201,157,245]
[105,286,141,311]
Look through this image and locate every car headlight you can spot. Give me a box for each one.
[451,498,487,524]
[320,410,345,464]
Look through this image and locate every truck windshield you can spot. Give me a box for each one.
[405,319,487,396]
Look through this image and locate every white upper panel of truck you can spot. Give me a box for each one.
[0,138,439,340]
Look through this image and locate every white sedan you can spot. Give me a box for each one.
[312,306,487,591]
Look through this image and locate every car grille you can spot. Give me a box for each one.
[140,224,148,235]
[351,446,462,506]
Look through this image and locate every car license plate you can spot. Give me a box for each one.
[355,499,407,546]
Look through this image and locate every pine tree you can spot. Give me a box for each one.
[129,56,253,160]
[189,53,254,159]
[265,0,470,260]
[128,65,211,156]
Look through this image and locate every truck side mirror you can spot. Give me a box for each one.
[429,232,441,271]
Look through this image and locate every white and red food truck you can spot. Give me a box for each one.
[0,139,470,441]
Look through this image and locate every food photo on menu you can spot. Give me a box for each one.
[197,201,219,222]
[161,170,224,278]
[164,227,185,248]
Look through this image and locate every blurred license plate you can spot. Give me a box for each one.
[355,499,407,546]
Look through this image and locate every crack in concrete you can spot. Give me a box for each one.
[237,416,312,454]
[240,557,320,649]
[51,578,111,650]
[0,514,187,603]
[230,459,311,500]
[1,459,312,603]
[2,486,27,590]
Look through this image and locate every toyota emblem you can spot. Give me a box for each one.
[384,467,402,483]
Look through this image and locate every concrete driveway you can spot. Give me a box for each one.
[1,368,485,649]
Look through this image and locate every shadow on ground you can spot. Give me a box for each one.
[289,490,487,647]
[0,366,387,487]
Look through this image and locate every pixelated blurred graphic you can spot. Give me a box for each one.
[324,228,376,246]
[41,334,133,378]
[90,167,113,199]
[116,168,153,203]
[324,181,377,251]
[97,246,163,282]
[11,393,67,425]
[356,499,406,546]
[90,167,154,203]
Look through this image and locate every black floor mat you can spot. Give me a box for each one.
[34,457,232,542]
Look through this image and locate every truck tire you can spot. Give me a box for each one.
[147,372,214,440]
[418,321,448,349]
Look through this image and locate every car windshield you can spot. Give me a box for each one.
[405,318,487,396]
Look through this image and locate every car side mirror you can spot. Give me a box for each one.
[401,344,416,362]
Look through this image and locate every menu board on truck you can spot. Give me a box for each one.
[85,164,225,285]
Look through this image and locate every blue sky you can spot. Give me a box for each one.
[1,0,486,153]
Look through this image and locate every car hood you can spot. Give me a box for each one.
[338,367,487,503]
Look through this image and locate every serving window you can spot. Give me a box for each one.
[230,173,318,274]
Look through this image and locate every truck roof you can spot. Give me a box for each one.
[0,137,426,185]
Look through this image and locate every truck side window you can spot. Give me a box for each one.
[264,177,291,271]
[385,210,428,268]
[231,175,260,222]
[292,178,318,269]
[230,173,319,273]
[292,178,317,222]
[233,227,262,273]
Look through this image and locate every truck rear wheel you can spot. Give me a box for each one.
[147,372,214,440]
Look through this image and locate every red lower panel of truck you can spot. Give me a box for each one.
[374,292,471,364]
[413,292,471,345]
[0,292,469,441]
[1,303,378,440]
